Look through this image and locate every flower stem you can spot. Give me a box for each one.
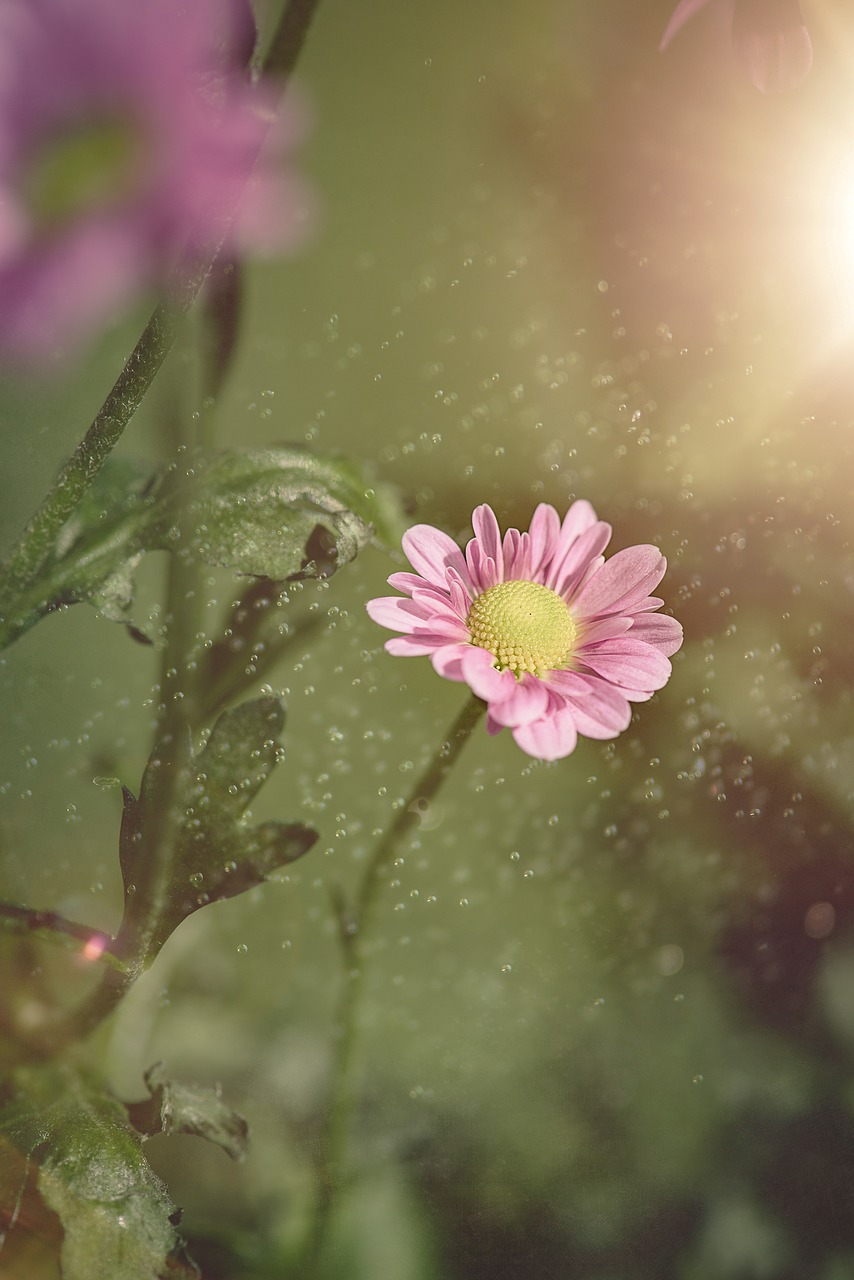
[0,902,123,971]
[8,367,206,1061]
[0,304,179,644]
[107,363,207,970]
[0,0,322,649]
[303,694,486,1271]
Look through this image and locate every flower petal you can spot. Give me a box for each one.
[503,527,529,580]
[487,674,550,727]
[460,646,517,702]
[550,520,612,596]
[577,615,634,646]
[410,589,469,628]
[402,524,471,591]
[622,687,655,704]
[385,634,449,657]
[446,572,472,618]
[629,612,684,656]
[561,675,632,738]
[466,539,501,593]
[559,499,599,542]
[575,555,606,597]
[659,0,714,51]
[386,571,438,597]
[430,642,472,680]
[512,708,578,761]
[471,505,505,581]
[546,669,593,698]
[580,639,672,691]
[366,596,432,633]
[424,616,471,641]
[542,500,599,588]
[527,504,561,578]
[573,545,667,619]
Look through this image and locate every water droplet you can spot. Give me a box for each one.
[658,944,684,976]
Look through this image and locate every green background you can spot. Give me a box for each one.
[3,0,854,1275]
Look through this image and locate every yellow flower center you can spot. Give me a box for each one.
[466,579,576,677]
[23,116,145,233]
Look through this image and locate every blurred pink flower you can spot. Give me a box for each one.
[367,502,683,762]
[0,0,310,363]
[660,0,813,93]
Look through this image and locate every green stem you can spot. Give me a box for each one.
[0,902,124,972]
[198,585,325,725]
[263,0,320,75]
[0,305,179,644]
[0,0,322,648]
[107,365,205,971]
[304,694,486,1272]
[10,379,204,1059]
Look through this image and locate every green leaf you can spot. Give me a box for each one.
[127,1063,249,1163]
[118,696,316,960]
[146,447,399,579]
[0,1065,180,1280]
[3,446,403,646]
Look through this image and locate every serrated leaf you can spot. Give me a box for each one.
[2,446,404,647]
[117,696,316,960]
[127,1063,249,1163]
[0,1065,179,1280]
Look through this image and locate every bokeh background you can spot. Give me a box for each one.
[4,0,854,1275]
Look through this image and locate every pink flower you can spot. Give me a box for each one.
[0,0,310,363]
[367,502,683,762]
[660,0,813,94]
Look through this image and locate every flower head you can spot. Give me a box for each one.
[0,0,310,363]
[367,502,683,762]
[660,0,813,94]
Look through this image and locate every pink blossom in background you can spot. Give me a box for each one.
[0,0,311,364]
[660,0,813,93]
[367,502,683,762]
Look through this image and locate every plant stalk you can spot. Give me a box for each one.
[303,694,486,1271]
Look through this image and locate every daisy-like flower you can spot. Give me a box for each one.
[660,0,813,94]
[0,0,310,363]
[366,502,683,762]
